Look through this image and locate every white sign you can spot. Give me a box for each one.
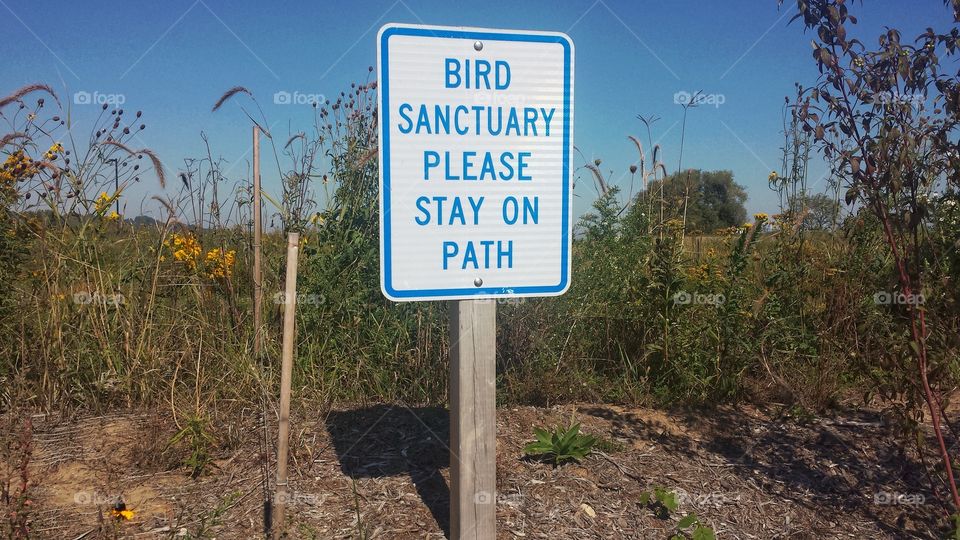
[377,23,574,302]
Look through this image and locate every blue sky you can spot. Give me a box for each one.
[1,0,954,219]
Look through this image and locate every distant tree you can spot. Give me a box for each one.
[637,170,747,233]
[787,192,840,230]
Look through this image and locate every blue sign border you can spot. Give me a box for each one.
[379,25,573,300]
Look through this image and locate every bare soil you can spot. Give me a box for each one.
[5,403,948,539]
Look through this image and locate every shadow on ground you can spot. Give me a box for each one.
[580,404,944,539]
[326,405,451,536]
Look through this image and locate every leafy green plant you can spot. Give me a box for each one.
[639,486,678,519]
[673,513,716,540]
[522,423,597,466]
[640,487,716,540]
[167,414,214,478]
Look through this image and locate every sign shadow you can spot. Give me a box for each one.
[326,405,451,536]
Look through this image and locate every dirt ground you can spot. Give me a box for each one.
[5,402,949,539]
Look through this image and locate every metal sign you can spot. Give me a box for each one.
[378,23,574,301]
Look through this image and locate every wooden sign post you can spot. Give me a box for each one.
[449,299,497,539]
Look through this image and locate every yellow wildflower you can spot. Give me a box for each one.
[105,211,120,222]
[94,191,115,214]
[111,508,135,520]
[165,233,202,271]
[754,212,768,222]
[204,247,236,279]
[1,150,39,186]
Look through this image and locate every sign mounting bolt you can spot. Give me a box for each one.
[474,278,483,287]
[474,41,483,51]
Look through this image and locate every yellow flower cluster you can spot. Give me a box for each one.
[204,247,236,279]
[1,150,38,186]
[166,233,202,271]
[94,191,115,214]
[754,213,769,222]
[43,142,64,161]
[105,211,120,222]
[163,233,237,279]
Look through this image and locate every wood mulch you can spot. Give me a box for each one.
[4,402,947,539]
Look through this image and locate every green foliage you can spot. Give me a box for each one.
[640,170,748,233]
[167,414,214,478]
[523,423,598,466]
[640,487,716,540]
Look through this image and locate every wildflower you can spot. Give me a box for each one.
[94,192,115,214]
[1,150,39,186]
[43,142,64,161]
[112,509,135,520]
[105,211,120,222]
[165,233,202,272]
[743,222,753,229]
[204,247,236,279]
[754,212,768,222]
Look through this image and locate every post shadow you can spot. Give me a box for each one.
[326,405,451,537]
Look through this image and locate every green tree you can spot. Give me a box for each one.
[787,192,840,230]
[636,170,747,233]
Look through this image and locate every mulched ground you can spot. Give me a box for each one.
[5,402,948,539]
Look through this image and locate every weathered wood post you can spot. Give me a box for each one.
[273,232,299,538]
[449,299,497,539]
[252,126,264,357]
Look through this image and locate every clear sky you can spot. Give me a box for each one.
[1,0,955,220]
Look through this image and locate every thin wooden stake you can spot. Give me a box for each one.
[252,126,264,357]
[274,232,299,538]
[449,299,497,539]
